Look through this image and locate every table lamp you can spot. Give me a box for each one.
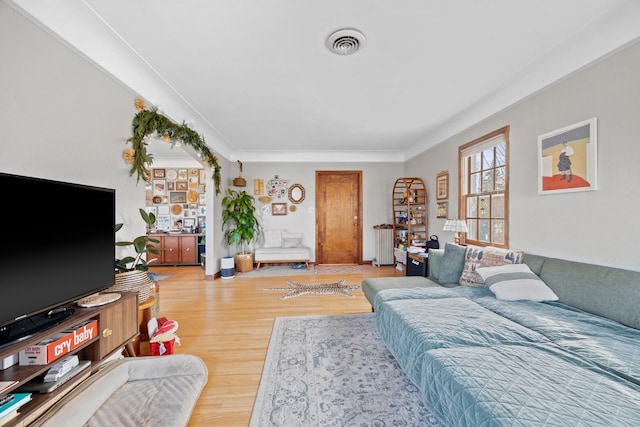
[443,219,468,245]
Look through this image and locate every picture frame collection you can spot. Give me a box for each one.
[148,168,207,231]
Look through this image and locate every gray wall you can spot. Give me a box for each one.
[3,3,639,272]
[407,40,640,270]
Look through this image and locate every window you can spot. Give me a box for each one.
[459,126,509,247]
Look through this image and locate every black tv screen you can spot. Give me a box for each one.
[0,172,115,331]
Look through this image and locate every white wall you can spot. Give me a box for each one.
[407,40,640,271]
[225,162,404,262]
[0,4,146,257]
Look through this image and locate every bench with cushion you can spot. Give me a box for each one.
[254,229,310,270]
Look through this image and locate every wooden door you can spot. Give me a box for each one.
[316,171,362,264]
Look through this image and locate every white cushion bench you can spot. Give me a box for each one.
[254,229,310,270]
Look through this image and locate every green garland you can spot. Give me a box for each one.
[124,100,221,194]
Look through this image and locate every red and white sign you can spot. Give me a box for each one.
[19,320,98,365]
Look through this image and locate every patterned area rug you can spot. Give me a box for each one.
[263,280,360,299]
[250,313,443,426]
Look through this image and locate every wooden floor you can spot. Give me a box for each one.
[146,264,404,427]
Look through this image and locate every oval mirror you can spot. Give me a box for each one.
[288,184,305,204]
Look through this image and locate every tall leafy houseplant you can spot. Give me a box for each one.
[221,189,260,271]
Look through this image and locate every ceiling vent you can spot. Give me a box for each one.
[326,29,366,55]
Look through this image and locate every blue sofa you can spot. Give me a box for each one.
[366,244,640,426]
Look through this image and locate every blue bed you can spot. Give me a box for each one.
[374,286,640,426]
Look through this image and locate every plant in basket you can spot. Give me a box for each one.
[221,188,260,272]
[113,208,160,302]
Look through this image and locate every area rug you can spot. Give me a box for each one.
[250,313,442,426]
[263,280,360,299]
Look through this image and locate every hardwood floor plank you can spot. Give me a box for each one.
[146,264,404,426]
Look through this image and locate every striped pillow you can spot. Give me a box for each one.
[476,264,558,302]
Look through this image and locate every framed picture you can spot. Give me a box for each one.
[153,180,166,196]
[183,218,196,229]
[178,169,188,180]
[199,205,206,216]
[166,169,178,181]
[188,177,199,188]
[156,215,170,231]
[158,205,170,215]
[436,201,448,218]
[199,169,206,183]
[538,117,597,195]
[167,181,175,191]
[199,193,206,205]
[272,202,287,215]
[188,168,199,177]
[170,191,187,203]
[176,181,188,191]
[436,171,449,200]
[153,169,165,178]
[146,206,157,217]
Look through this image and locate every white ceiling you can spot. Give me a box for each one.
[8,0,640,163]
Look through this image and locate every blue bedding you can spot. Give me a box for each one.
[374,287,640,426]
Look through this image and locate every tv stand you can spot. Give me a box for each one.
[0,307,75,348]
[0,292,138,426]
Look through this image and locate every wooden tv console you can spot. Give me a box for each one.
[0,292,138,426]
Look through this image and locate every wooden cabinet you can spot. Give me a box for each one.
[149,234,201,265]
[0,292,138,426]
[392,178,428,268]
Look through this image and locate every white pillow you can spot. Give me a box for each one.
[282,237,302,248]
[475,264,559,302]
[282,229,303,240]
[262,229,282,248]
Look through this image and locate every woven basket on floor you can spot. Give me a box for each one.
[110,270,152,303]
[235,253,254,272]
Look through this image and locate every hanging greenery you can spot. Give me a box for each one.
[123,98,222,194]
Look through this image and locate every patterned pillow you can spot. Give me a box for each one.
[476,264,559,302]
[263,229,283,248]
[458,245,524,286]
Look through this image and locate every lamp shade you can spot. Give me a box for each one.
[443,219,468,233]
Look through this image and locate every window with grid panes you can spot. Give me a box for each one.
[459,126,509,247]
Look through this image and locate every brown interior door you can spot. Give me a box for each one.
[316,171,362,264]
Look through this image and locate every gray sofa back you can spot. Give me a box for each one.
[524,254,640,330]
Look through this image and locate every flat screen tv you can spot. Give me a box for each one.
[0,172,115,345]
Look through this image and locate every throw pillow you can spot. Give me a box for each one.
[458,245,524,286]
[476,264,559,302]
[282,237,302,248]
[263,229,282,248]
[438,243,467,284]
[282,229,303,240]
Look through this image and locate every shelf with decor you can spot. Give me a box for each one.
[392,177,428,270]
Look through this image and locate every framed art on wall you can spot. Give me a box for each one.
[436,201,448,218]
[436,171,449,200]
[272,202,287,215]
[538,117,597,195]
[170,191,187,203]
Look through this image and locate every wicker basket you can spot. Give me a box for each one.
[110,270,152,303]
[235,253,254,273]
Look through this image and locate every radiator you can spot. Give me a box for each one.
[373,227,394,266]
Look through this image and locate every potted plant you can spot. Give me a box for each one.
[112,208,161,302]
[221,188,260,272]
